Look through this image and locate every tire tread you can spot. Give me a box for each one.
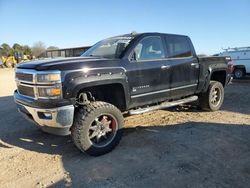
[71,101,123,156]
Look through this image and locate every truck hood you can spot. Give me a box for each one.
[16,57,120,71]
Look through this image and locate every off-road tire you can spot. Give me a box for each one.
[71,101,124,156]
[199,81,224,111]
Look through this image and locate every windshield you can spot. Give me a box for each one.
[81,36,134,59]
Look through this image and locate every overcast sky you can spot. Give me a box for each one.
[0,0,249,55]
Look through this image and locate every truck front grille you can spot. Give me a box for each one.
[17,85,35,98]
[16,72,33,83]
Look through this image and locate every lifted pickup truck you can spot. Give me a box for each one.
[14,32,231,156]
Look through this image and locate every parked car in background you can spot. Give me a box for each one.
[219,47,250,79]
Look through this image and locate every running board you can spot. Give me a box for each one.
[128,96,198,115]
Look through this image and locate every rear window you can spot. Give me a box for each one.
[165,35,192,58]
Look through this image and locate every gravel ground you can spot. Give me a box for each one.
[0,68,250,188]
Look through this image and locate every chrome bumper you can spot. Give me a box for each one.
[16,102,74,135]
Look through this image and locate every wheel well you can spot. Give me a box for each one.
[210,71,226,86]
[233,66,246,73]
[77,84,126,111]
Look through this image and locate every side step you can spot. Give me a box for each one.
[128,96,198,115]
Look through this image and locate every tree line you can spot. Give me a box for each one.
[0,42,59,58]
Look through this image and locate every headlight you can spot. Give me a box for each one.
[36,71,62,99]
[38,86,62,98]
[37,73,61,83]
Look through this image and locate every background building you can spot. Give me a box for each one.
[46,46,91,58]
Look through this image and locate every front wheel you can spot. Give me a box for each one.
[199,81,224,111]
[71,101,123,156]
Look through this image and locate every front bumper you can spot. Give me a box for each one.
[15,92,74,136]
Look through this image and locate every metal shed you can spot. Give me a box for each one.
[46,46,91,58]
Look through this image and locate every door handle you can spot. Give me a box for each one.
[191,63,199,66]
[161,65,170,70]
[191,63,199,68]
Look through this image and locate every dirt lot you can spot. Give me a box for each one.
[0,68,250,188]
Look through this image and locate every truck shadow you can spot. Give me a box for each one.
[57,122,250,188]
[1,89,250,187]
[1,118,250,187]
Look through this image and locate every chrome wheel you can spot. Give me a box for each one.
[210,87,221,106]
[89,114,118,148]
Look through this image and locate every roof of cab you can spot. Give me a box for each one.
[110,32,188,39]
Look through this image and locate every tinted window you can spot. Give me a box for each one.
[165,36,192,58]
[133,36,165,61]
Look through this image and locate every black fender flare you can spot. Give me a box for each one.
[63,71,130,109]
[202,67,227,92]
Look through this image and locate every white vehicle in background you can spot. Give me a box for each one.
[219,47,250,79]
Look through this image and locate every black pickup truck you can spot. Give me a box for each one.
[14,32,231,156]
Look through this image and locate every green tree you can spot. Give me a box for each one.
[12,43,23,52]
[1,43,13,56]
[22,45,32,55]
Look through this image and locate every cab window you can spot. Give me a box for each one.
[165,36,192,58]
[132,36,165,61]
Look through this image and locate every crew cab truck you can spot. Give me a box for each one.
[14,32,231,156]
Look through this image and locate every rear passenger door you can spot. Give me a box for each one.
[164,35,199,98]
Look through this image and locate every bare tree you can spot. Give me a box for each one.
[47,46,59,50]
[32,41,46,58]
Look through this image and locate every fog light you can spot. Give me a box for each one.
[44,112,52,118]
[38,112,52,119]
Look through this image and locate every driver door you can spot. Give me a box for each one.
[126,35,171,106]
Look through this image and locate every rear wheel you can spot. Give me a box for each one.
[234,68,245,79]
[199,81,224,111]
[71,101,123,156]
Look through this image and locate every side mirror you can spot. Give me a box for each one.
[129,51,137,62]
